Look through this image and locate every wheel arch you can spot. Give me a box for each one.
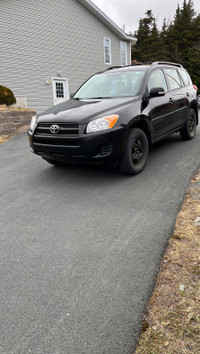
[128,117,152,147]
[190,101,199,125]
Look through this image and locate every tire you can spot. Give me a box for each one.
[119,128,149,175]
[42,157,66,166]
[180,108,197,140]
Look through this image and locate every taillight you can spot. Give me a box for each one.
[193,85,198,91]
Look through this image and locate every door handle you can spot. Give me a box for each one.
[169,98,173,103]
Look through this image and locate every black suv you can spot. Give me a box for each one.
[28,62,198,175]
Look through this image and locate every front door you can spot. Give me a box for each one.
[147,69,175,139]
[52,77,69,105]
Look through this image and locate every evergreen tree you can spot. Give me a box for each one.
[132,10,159,62]
[159,18,170,61]
[148,21,161,61]
[131,0,200,87]
[167,0,196,63]
[187,14,200,86]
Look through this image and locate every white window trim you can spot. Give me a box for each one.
[120,41,127,66]
[103,37,112,65]
[129,43,131,65]
[51,77,69,105]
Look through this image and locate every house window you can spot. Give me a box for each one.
[104,37,111,65]
[120,41,127,66]
[56,82,64,98]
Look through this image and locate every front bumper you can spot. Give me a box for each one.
[28,124,126,163]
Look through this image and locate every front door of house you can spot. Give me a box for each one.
[52,77,69,105]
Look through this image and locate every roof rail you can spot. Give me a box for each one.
[151,61,183,68]
[106,66,122,71]
[106,62,152,71]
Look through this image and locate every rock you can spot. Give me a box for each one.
[194,217,200,226]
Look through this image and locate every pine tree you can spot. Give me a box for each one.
[164,0,196,63]
[187,14,200,86]
[132,10,157,62]
[159,18,170,61]
[131,1,200,87]
[148,21,161,61]
[166,1,200,85]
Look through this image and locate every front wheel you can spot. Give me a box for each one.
[119,128,149,175]
[180,108,197,140]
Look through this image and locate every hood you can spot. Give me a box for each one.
[37,97,138,125]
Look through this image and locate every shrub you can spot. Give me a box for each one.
[0,85,16,106]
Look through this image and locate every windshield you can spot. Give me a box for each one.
[74,70,146,99]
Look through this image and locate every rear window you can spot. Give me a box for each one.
[178,69,190,86]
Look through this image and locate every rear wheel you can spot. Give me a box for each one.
[119,128,149,175]
[180,108,197,140]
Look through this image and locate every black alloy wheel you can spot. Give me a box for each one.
[131,138,145,165]
[119,128,149,175]
[180,108,197,140]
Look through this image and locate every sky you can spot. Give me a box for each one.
[92,0,200,34]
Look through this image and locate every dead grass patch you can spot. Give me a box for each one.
[0,135,14,144]
[0,104,34,112]
[135,169,200,354]
[0,126,29,144]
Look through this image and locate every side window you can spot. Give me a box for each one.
[120,41,127,66]
[178,69,190,86]
[147,70,168,92]
[165,69,182,90]
[103,37,112,65]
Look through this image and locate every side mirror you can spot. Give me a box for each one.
[149,87,165,98]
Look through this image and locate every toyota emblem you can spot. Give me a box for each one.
[50,124,60,134]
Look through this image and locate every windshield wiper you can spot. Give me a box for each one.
[86,97,111,99]
[73,97,111,100]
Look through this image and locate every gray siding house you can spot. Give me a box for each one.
[0,0,135,113]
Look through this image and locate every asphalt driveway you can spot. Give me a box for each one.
[0,127,200,354]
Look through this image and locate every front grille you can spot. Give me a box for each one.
[33,122,79,147]
[35,122,79,135]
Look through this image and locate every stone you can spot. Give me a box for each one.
[194,217,200,226]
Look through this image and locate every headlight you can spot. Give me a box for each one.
[29,115,37,132]
[86,114,119,134]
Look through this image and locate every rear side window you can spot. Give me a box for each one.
[178,69,190,86]
[165,69,182,90]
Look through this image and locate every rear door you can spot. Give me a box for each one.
[164,68,188,129]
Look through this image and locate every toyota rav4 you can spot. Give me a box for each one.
[28,62,198,175]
